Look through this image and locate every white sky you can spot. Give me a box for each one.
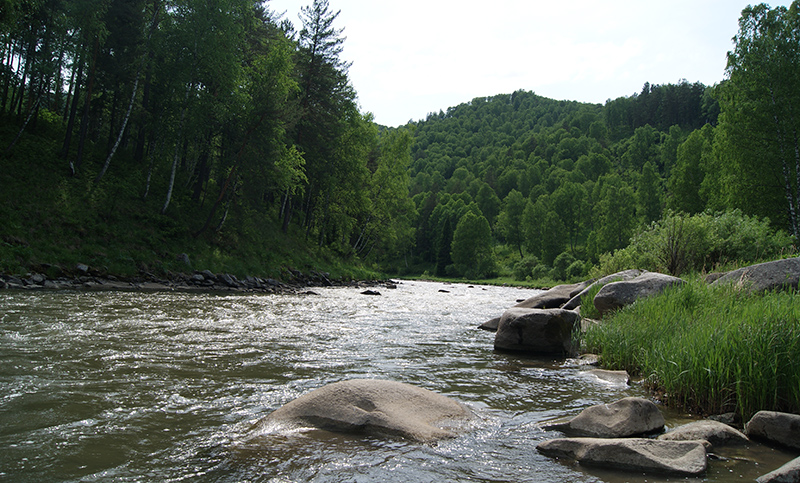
[266,0,794,127]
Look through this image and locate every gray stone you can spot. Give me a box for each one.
[30,273,46,284]
[745,411,800,450]
[712,257,800,294]
[177,253,191,265]
[514,281,592,309]
[537,437,707,476]
[478,317,500,332]
[584,369,630,385]
[251,379,473,442]
[76,263,90,274]
[547,397,665,438]
[218,273,239,288]
[562,270,644,310]
[757,456,800,483]
[658,420,749,448]
[493,308,580,355]
[593,272,685,316]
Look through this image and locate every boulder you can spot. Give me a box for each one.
[514,281,592,309]
[745,411,800,450]
[593,272,685,316]
[537,437,707,476]
[562,269,644,310]
[493,308,580,355]
[658,420,749,448]
[251,379,473,443]
[546,397,665,437]
[757,456,800,483]
[478,317,500,332]
[583,369,630,385]
[711,257,800,294]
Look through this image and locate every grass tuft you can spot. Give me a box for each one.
[582,279,800,420]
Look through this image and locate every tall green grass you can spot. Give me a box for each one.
[582,280,800,420]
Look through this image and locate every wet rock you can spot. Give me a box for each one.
[361,289,381,296]
[545,397,665,438]
[712,257,800,294]
[745,411,800,450]
[478,317,500,332]
[30,273,46,284]
[251,379,473,443]
[514,281,592,309]
[757,456,800,483]
[658,420,749,448]
[593,272,685,316]
[493,308,580,355]
[583,369,630,385]
[537,437,707,476]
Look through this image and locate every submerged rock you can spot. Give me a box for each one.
[251,379,473,443]
[545,397,665,438]
[757,456,800,483]
[745,411,800,450]
[658,420,749,448]
[537,437,707,476]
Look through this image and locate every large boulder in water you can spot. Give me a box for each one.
[745,411,800,450]
[251,379,473,443]
[757,456,800,483]
[711,257,800,294]
[593,272,685,316]
[545,397,665,438]
[537,437,707,476]
[493,308,580,355]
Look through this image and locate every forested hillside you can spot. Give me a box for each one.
[404,2,799,281]
[0,0,414,279]
[1,0,797,282]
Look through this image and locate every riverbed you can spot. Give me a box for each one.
[0,281,793,482]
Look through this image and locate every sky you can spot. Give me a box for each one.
[266,0,794,127]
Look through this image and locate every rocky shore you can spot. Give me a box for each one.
[0,262,396,294]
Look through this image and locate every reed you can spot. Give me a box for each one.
[581,280,800,420]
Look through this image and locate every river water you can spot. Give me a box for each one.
[0,280,794,482]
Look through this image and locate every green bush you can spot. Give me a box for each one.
[593,210,795,276]
[513,255,540,281]
[551,251,576,281]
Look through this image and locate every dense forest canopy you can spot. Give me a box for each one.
[0,0,797,280]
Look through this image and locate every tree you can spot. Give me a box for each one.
[495,189,526,258]
[637,160,663,224]
[717,1,800,237]
[668,125,713,214]
[451,211,495,278]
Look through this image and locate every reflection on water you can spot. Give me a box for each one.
[0,281,794,482]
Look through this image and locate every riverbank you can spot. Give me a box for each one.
[0,265,396,295]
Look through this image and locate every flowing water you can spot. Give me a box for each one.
[0,281,794,482]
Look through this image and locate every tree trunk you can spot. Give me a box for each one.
[95,73,141,183]
[74,37,100,175]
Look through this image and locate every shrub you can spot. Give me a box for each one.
[551,251,576,281]
[513,255,540,281]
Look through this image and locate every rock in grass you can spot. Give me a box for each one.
[537,437,707,476]
[251,379,473,443]
[514,281,592,309]
[593,272,685,316]
[658,420,749,448]
[545,397,665,438]
[712,257,800,294]
[757,456,800,483]
[745,411,800,450]
[493,308,580,355]
[561,269,644,310]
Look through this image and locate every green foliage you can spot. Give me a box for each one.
[512,255,539,281]
[451,211,495,279]
[594,210,794,276]
[582,280,800,419]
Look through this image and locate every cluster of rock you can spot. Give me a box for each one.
[0,262,395,294]
[481,256,800,356]
[538,398,800,480]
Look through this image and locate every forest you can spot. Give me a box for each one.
[0,0,798,282]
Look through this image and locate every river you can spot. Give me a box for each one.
[0,280,793,482]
